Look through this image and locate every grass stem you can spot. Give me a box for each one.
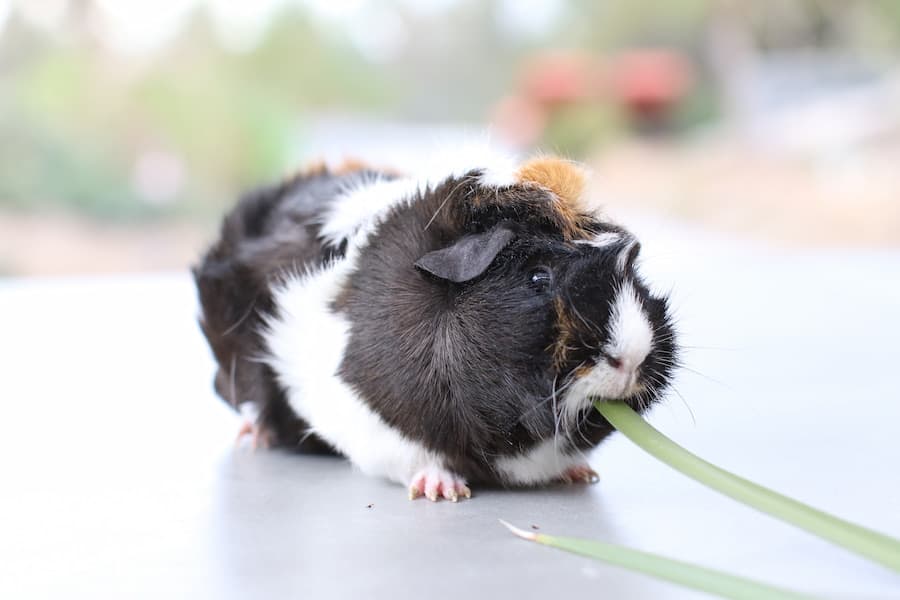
[499,520,812,599]
[594,400,900,573]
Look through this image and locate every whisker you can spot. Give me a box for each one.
[567,297,604,338]
[672,387,696,425]
[678,344,740,352]
[573,407,602,448]
[676,365,732,390]
[222,294,260,336]
[551,374,560,443]
[513,375,578,424]
[229,353,238,408]
[551,374,568,475]
[423,175,474,231]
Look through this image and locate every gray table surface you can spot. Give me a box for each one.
[2,218,899,599]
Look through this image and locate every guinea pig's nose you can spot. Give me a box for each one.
[606,353,645,373]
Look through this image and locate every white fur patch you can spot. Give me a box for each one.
[264,264,442,484]
[318,176,421,248]
[238,401,260,424]
[574,231,622,249]
[562,281,653,422]
[494,439,585,485]
[317,141,519,251]
[264,141,523,486]
[416,137,519,188]
[616,238,639,272]
[607,281,653,366]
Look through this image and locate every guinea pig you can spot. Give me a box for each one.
[193,151,678,502]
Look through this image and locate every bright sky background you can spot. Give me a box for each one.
[0,0,563,57]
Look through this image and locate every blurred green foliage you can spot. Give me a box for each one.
[0,6,392,220]
[1,0,899,222]
[542,103,627,158]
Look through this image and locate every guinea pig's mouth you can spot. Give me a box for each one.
[560,359,649,423]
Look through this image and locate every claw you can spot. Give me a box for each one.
[234,421,254,447]
[561,465,600,485]
[234,420,271,450]
[407,467,471,503]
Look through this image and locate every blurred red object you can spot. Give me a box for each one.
[519,52,604,107]
[609,50,692,120]
[492,48,694,146]
[490,95,547,147]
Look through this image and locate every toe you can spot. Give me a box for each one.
[561,465,600,484]
[443,484,459,502]
[408,474,426,500]
[234,421,254,446]
[407,468,471,502]
[424,478,441,502]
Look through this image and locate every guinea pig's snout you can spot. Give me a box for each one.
[605,281,652,360]
[604,350,646,375]
[578,280,654,399]
[600,351,645,394]
[605,354,623,369]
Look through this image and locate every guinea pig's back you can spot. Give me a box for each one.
[193,166,382,449]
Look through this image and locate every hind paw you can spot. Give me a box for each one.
[560,464,600,484]
[234,402,272,450]
[408,467,471,502]
[235,420,272,450]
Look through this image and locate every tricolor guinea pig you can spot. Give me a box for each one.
[194,150,678,501]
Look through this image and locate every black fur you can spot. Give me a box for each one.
[193,167,386,451]
[194,166,677,483]
[335,171,677,483]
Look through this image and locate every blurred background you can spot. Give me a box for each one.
[2,0,899,276]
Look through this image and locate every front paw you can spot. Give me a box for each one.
[408,467,472,502]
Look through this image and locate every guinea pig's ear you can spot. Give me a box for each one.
[414,226,516,283]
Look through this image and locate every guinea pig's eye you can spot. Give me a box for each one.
[529,267,553,291]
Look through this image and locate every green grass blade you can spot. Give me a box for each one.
[500,520,813,600]
[594,400,900,572]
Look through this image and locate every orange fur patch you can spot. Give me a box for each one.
[517,157,587,212]
[297,160,328,178]
[552,296,577,370]
[517,157,591,240]
[283,158,404,187]
[334,157,405,178]
[334,157,371,175]
[573,364,593,379]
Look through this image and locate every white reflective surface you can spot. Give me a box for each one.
[2,224,899,599]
